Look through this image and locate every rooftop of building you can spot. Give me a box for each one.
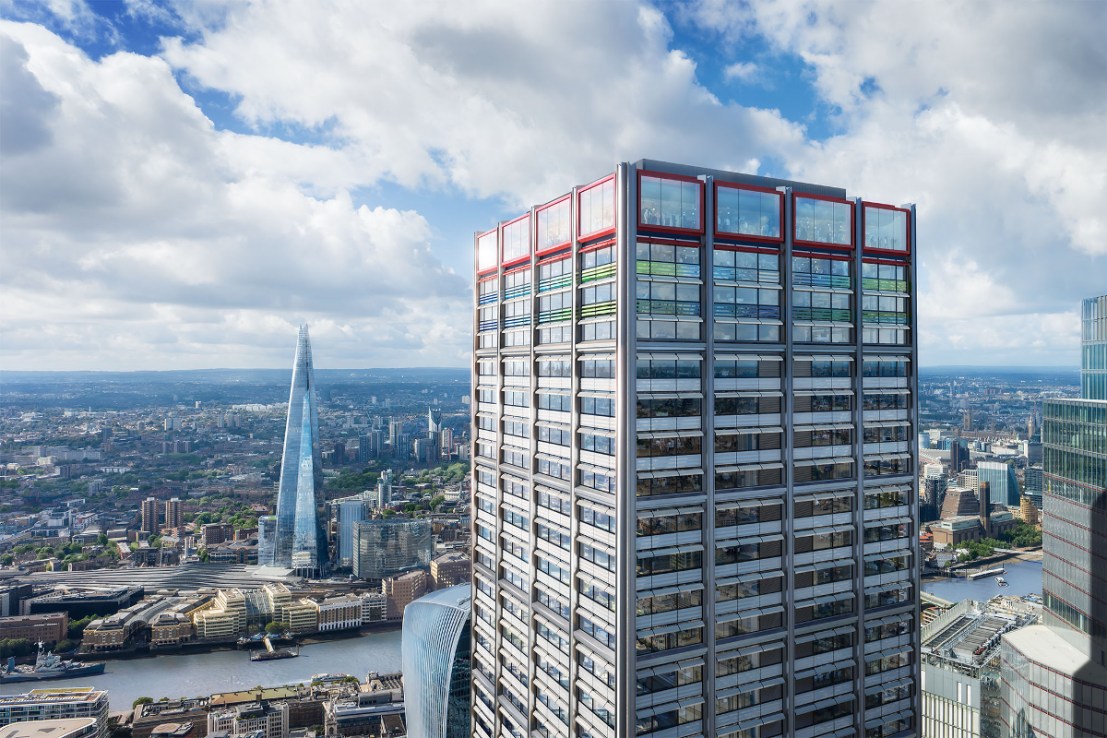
[208,686,299,708]
[1003,624,1107,683]
[0,718,97,738]
[923,597,1038,672]
[634,159,848,200]
[0,688,107,705]
[406,582,471,612]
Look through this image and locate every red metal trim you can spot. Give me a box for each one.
[792,248,853,262]
[714,181,785,243]
[537,251,571,264]
[503,265,531,277]
[579,238,616,254]
[578,173,616,241]
[478,274,499,283]
[637,170,705,235]
[793,193,855,251]
[713,244,780,255]
[862,256,910,267]
[862,201,912,258]
[636,235,703,247]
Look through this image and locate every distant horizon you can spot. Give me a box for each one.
[0,364,1082,375]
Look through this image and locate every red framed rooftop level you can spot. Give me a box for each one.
[793,192,854,251]
[713,181,784,244]
[637,169,705,236]
[500,212,531,268]
[475,228,498,275]
[536,193,572,257]
[862,201,912,258]
[578,173,616,241]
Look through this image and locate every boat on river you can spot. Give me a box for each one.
[1,643,106,683]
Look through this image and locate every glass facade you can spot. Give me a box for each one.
[472,160,919,738]
[1082,294,1107,400]
[999,296,1107,737]
[351,518,432,581]
[271,325,326,576]
[402,584,472,738]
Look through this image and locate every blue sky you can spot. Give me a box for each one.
[1,0,1104,370]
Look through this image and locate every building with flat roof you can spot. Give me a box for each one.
[0,689,109,738]
[0,612,67,643]
[0,718,98,738]
[1081,294,1106,400]
[471,160,919,738]
[401,584,471,738]
[351,519,431,582]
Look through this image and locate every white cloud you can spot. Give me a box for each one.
[723,61,760,83]
[0,21,469,370]
[685,0,1107,365]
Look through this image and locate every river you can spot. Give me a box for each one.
[921,559,1042,602]
[0,629,402,711]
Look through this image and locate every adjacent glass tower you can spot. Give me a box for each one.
[402,584,473,738]
[471,160,919,738]
[1000,294,1107,738]
[270,324,326,577]
[1082,294,1107,401]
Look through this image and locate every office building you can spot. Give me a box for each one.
[352,519,432,581]
[164,498,182,531]
[1000,295,1107,737]
[383,569,427,620]
[207,701,289,738]
[471,160,919,738]
[1022,466,1043,510]
[976,461,1020,508]
[430,551,472,589]
[1081,294,1106,400]
[0,613,68,643]
[270,324,327,577]
[402,584,472,738]
[335,498,370,568]
[140,496,159,534]
[921,598,1037,738]
[257,515,277,567]
[0,689,109,738]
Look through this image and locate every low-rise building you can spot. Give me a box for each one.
[0,718,99,738]
[193,589,247,640]
[314,595,362,632]
[381,569,426,620]
[0,689,110,738]
[207,701,288,738]
[359,593,386,625]
[0,613,68,644]
[282,600,318,635]
[429,552,470,590]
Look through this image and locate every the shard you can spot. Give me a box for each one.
[270,324,326,576]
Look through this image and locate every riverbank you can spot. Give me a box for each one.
[0,628,404,711]
[73,622,401,661]
[922,546,1043,583]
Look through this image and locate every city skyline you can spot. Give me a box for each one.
[2,1,1105,371]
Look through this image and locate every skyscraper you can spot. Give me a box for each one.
[976,460,1020,508]
[352,518,432,582]
[270,324,326,577]
[1000,294,1107,737]
[402,584,472,738]
[1081,294,1106,401]
[471,160,919,738]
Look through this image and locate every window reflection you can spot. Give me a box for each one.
[864,205,908,251]
[640,175,701,230]
[717,186,781,238]
[795,196,852,246]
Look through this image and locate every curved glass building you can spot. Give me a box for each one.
[401,583,472,738]
[271,324,326,577]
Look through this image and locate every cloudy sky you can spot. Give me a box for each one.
[1,0,1104,371]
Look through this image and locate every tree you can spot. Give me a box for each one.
[54,639,75,653]
[0,638,34,659]
[264,621,285,634]
[430,495,446,511]
[133,697,154,708]
[198,548,210,562]
[0,554,12,566]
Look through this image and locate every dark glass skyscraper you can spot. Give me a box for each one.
[1082,294,1107,401]
[1000,295,1107,737]
[270,324,326,576]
